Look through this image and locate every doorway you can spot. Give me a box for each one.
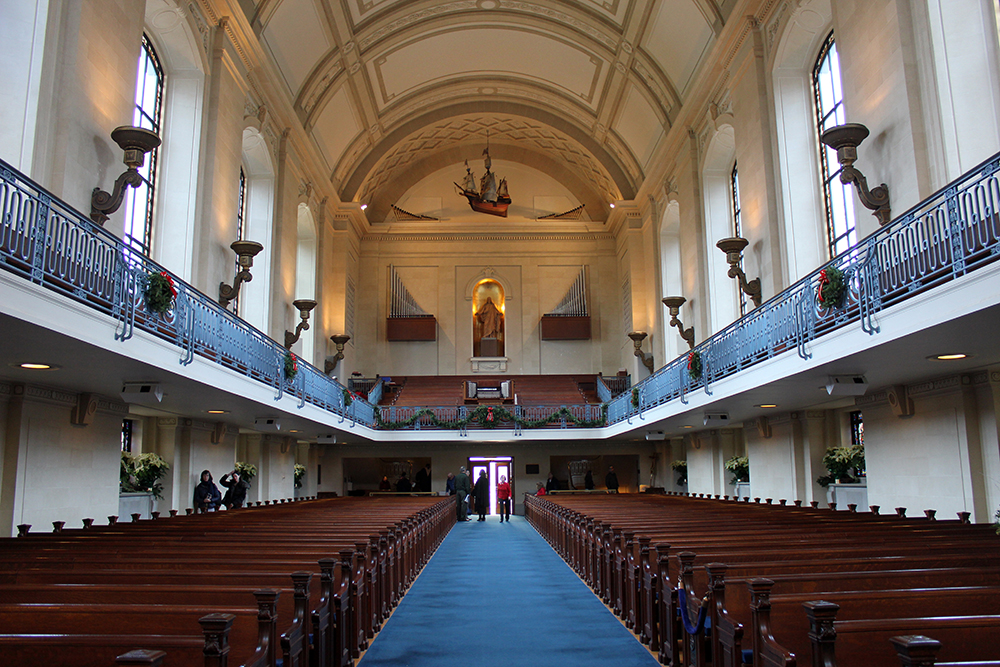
[468,456,513,516]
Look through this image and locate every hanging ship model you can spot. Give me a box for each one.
[454,141,511,217]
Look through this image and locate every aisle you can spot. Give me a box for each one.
[358,515,659,667]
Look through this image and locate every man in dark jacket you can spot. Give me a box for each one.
[455,467,472,520]
[605,466,619,493]
[414,463,431,492]
[220,470,250,508]
[473,470,490,521]
[396,474,412,492]
[194,470,222,512]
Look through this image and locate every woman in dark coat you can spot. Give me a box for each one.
[193,470,222,512]
[219,470,250,508]
[473,470,490,521]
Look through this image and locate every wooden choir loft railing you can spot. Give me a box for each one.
[525,493,1000,667]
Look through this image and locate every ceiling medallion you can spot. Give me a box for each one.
[478,0,499,8]
[455,134,511,218]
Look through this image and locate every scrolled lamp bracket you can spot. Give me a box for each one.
[90,126,161,225]
[661,296,696,350]
[716,237,762,307]
[627,331,655,373]
[218,240,264,308]
[821,123,891,226]
[284,299,318,349]
[324,334,351,376]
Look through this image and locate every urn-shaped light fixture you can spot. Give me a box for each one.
[284,299,318,349]
[820,123,891,226]
[90,126,161,225]
[218,240,264,308]
[325,334,351,376]
[716,237,762,308]
[662,296,695,350]
[627,331,655,373]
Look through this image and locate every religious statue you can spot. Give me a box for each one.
[477,297,504,339]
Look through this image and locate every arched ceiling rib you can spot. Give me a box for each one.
[250,0,732,217]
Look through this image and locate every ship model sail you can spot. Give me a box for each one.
[454,143,511,217]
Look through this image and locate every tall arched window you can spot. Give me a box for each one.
[730,162,746,316]
[123,35,163,256]
[813,33,856,258]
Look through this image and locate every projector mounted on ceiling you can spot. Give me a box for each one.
[253,417,281,432]
[703,412,730,427]
[826,375,869,396]
[645,431,666,441]
[121,382,163,404]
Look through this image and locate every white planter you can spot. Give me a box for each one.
[118,492,155,520]
[826,482,868,510]
[735,481,751,500]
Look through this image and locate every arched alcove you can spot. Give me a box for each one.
[239,126,275,333]
[658,198,685,363]
[293,202,318,363]
[701,123,739,335]
[472,279,505,358]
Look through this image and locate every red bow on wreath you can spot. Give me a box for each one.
[687,352,694,369]
[159,271,178,298]
[817,268,829,303]
[486,407,494,423]
[289,353,298,372]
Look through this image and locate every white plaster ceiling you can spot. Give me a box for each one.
[249,0,728,219]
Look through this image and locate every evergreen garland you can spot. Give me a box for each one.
[144,272,176,314]
[374,404,608,431]
[284,352,298,380]
[817,265,846,308]
[688,351,703,380]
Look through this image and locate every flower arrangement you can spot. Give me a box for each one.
[144,272,176,314]
[817,265,846,308]
[284,352,298,380]
[294,463,306,489]
[671,460,688,486]
[631,387,640,408]
[724,455,750,485]
[816,444,865,487]
[688,351,702,380]
[120,451,170,499]
[234,461,257,483]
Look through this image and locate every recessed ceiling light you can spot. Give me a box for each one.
[206,410,229,414]
[609,202,616,208]
[289,429,300,433]
[360,204,368,211]
[680,425,693,429]
[19,362,57,370]
[756,404,778,409]
[930,353,968,361]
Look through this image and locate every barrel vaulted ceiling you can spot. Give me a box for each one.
[245,0,733,221]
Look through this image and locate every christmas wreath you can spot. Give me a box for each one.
[343,389,353,406]
[688,351,702,380]
[284,352,298,381]
[631,387,640,408]
[817,265,846,308]
[144,272,176,314]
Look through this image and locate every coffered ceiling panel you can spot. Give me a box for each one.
[261,0,331,95]
[345,0,406,27]
[367,28,607,110]
[614,84,665,169]
[311,85,362,171]
[642,0,715,97]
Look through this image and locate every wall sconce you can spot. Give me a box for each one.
[627,331,655,373]
[218,240,264,308]
[284,299,318,349]
[820,123,891,226]
[90,126,161,225]
[716,237,762,308]
[661,296,696,350]
[324,334,351,375]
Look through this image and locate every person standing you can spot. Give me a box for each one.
[193,470,221,513]
[445,472,456,496]
[473,470,490,521]
[396,474,412,492]
[455,467,472,521]
[545,472,559,493]
[496,475,511,522]
[605,466,619,493]
[584,469,595,490]
[219,470,250,509]
[415,463,431,492]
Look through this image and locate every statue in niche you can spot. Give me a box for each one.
[477,297,504,339]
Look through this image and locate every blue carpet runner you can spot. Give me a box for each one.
[359,515,660,666]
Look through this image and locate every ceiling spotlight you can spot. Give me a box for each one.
[609,202,616,208]
[360,204,368,211]
[20,362,55,370]
[680,425,694,429]
[756,404,778,409]
[207,410,229,414]
[931,353,967,361]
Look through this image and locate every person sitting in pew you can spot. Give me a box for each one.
[219,470,250,509]
[379,475,392,491]
[194,470,222,512]
[396,474,412,492]
[536,482,547,496]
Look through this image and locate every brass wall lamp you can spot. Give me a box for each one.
[820,123,891,225]
[218,240,264,308]
[627,331,655,373]
[661,296,696,350]
[716,237,762,307]
[90,126,161,225]
[284,299,318,349]
[324,334,351,375]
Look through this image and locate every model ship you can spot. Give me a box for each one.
[454,143,511,217]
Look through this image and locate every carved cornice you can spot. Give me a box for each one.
[362,231,614,243]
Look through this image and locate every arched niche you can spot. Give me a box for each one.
[472,279,505,358]
[292,201,319,363]
[701,122,738,336]
[239,126,275,333]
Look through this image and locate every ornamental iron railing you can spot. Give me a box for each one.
[0,158,370,427]
[377,403,607,434]
[611,151,1000,424]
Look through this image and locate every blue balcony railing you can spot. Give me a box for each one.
[611,151,1000,424]
[0,158,372,428]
